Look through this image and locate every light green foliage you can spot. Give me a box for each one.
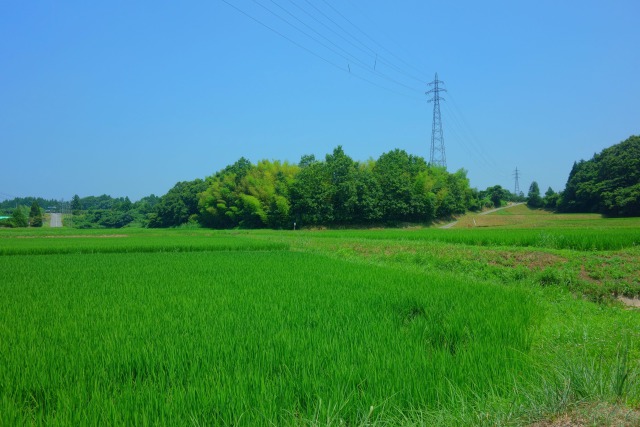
[200,159,298,229]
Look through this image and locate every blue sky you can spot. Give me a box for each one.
[1,1,638,201]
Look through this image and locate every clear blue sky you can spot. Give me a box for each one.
[1,1,638,201]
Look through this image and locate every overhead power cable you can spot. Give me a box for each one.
[319,0,428,84]
[221,0,423,100]
[445,91,508,176]
[253,0,419,93]
[343,0,431,79]
[284,0,426,90]
[221,0,346,73]
[253,0,420,93]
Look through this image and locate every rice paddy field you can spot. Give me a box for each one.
[1,208,639,425]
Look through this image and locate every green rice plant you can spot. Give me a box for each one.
[1,226,638,424]
[0,250,540,425]
[0,230,287,255]
[294,227,640,251]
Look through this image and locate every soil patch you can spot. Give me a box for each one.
[618,296,640,308]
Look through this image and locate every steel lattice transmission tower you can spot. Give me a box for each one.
[513,167,521,196]
[426,73,447,168]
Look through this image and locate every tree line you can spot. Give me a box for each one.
[7,136,635,229]
[1,147,526,229]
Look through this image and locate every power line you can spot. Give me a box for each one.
[343,0,430,81]
[221,0,346,73]
[254,0,422,93]
[319,0,428,84]
[288,0,426,90]
[221,0,423,100]
[443,90,510,177]
[441,102,501,173]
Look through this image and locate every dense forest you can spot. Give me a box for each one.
[161,147,518,229]
[557,135,639,216]
[198,147,476,229]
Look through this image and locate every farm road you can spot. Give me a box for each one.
[50,213,62,228]
[440,203,525,229]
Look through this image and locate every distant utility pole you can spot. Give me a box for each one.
[426,73,447,168]
[513,167,521,196]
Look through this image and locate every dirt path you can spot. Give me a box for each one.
[50,213,62,227]
[479,202,525,216]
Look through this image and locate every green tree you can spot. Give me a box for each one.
[543,187,559,210]
[325,146,358,224]
[149,179,207,227]
[527,181,543,208]
[29,201,43,227]
[373,149,431,222]
[559,136,640,216]
[298,154,317,168]
[352,161,382,222]
[480,185,509,208]
[290,159,334,226]
[119,196,133,212]
[71,194,82,214]
[11,206,28,228]
[200,159,298,229]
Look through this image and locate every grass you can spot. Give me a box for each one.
[0,208,639,425]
